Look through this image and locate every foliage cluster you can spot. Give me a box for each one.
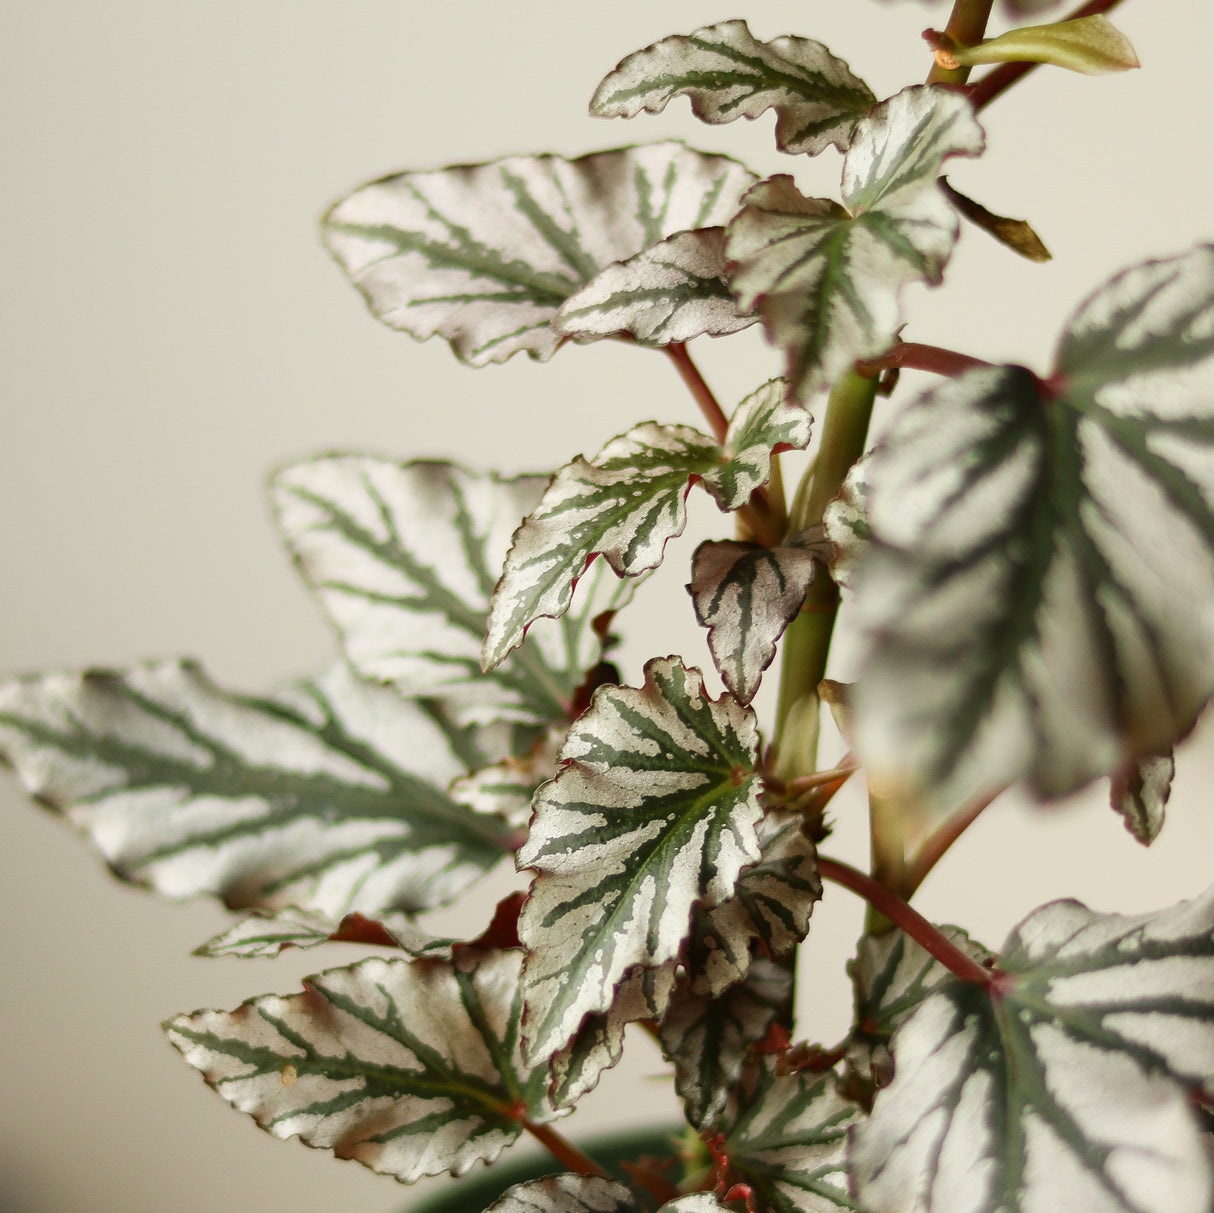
[5,3,1214,1212]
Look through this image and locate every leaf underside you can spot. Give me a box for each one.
[0,660,512,918]
[590,19,875,158]
[323,142,756,365]
[842,247,1214,810]
[1109,751,1174,846]
[852,888,1214,1212]
[165,950,560,1184]
[518,657,762,1064]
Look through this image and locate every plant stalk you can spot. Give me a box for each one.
[665,343,729,443]
[856,341,992,379]
[967,0,1128,110]
[774,372,878,751]
[866,789,909,934]
[818,856,993,986]
[903,789,1000,897]
[927,0,996,85]
[524,1121,609,1178]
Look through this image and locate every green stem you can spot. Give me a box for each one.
[818,856,993,987]
[774,372,878,749]
[967,0,1128,110]
[866,789,909,934]
[926,0,996,86]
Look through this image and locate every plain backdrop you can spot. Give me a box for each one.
[2,3,1213,1211]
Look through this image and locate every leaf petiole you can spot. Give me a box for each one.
[665,341,729,443]
[523,1121,610,1179]
[855,340,992,379]
[903,789,1002,897]
[818,855,995,987]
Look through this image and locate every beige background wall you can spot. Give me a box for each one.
[2,3,1212,1211]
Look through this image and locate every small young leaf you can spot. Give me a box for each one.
[0,661,512,918]
[165,950,560,1184]
[844,247,1214,810]
[273,457,631,727]
[590,20,875,157]
[686,810,821,999]
[323,143,756,366]
[518,657,762,1064]
[851,887,1214,1213]
[661,958,792,1130]
[722,1059,859,1213]
[939,178,1051,263]
[689,536,820,704]
[939,16,1139,76]
[484,381,809,668]
[727,87,984,400]
[1110,750,1174,847]
[193,909,452,961]
[554,228,755,346]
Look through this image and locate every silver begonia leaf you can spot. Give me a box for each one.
[554,228,754,346]
[324,142,756,365]
[689,536,820,703]
[1109,750,1174,847]
[686,810,821,999]
[451,725,566,830]
[518,657,762,1064]
[486,1179,725,1213]
[273,457,632,728]
[851,887,1214,1213]
[484,380,809,669]
[590,19,874,157]
[661,957,792,1130]
[548,963,679,1108]
[485,1176,638,1213]
[193,908,452,961]
[165,950,560,1184]
[0,660,512,918]
[841,247,1214,810]
[727,86,984,400]
[723,1059,859,1213]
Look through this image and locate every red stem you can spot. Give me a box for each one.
[665,342,729,443]
[967,0,1128,111]
[785,758,859,797]
[903,790,1000,897]
[524,1121,609,1178]
[856,341,992,379]
[818,855,993,986]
